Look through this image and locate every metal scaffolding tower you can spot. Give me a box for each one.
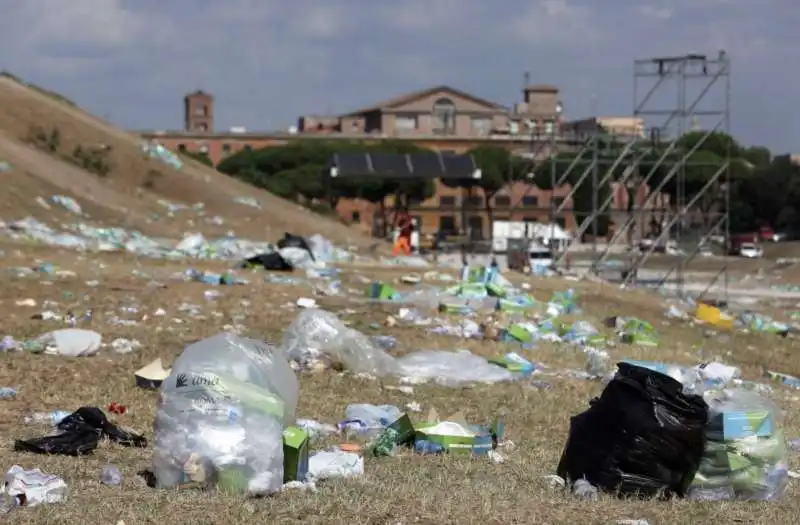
[554,52,731,303]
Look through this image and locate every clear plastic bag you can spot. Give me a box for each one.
[152,333,298,495]
[396,350,515,386]
[691,388,789,500]
[281,309,399,376]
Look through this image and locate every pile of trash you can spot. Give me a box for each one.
[0,217,353,266]
[556,361,790,501]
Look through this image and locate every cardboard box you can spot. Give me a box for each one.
[496,299,533,314]
[485,282,507,298]
[282,426,310,483]
[502,324,534,344]
[438,302,472,315]
[367,282,399,300]
[413,409,504,456]
[707,410,774,441]
[388,413,416,445]
[489,352,535,377]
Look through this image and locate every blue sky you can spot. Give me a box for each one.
[1,0,797,152]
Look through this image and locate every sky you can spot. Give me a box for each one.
[1,0,797,152]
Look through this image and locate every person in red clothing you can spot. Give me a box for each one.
[392,210,412,256]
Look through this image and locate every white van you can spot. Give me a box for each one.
[529,242,553,275]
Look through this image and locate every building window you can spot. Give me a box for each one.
[467,216,484,239]
[395,115,418,131]
[193,105,208,117]
[222,144,231,155]
[494,195,511,207]
[470,117,492,135]
[439,195,456,207]
[522,196,539,207]
[351,211,360,222]
[509,120,520,134]
[177,144,187,152]
[432,98,456,135]
[466,195,483,207]
[195,123,208,132]
[439,215,456,233]
[544,120,555,134]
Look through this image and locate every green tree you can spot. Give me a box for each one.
[181,150,213,167]
[676,130,741,159]
[741,145,771,167]
[217,139,435,230]
[466,146,517,234]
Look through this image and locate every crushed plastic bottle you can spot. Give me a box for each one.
[100,464,122,486]
[414,439,445,455]
[572,479,599,501]
[0,387,16,398]
[24,411,71,425]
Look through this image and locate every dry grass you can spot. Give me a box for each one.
[0,75,371,247]
[0,243,799,525]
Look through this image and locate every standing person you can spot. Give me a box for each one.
[392,209,412,256]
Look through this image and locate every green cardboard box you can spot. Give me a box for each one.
[388,413,416,445]
[413,409,504,456]
[504,323,533,344]
[282,426,310,483]
[367,282,398,300]
[486,282,507,298]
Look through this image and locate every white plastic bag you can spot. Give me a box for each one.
[282,309,399,376]
[152,333,298,495]
[35,329,102,357]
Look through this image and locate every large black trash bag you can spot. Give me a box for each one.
[556,363,708,498]
[240,251,294,271]
[276,232,315,260]
[14,406,147,456]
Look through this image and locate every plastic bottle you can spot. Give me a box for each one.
[100,464,122,485]
[460,264,470,282]
[573,479,599,501]
[0,388,16,398]
[414,440,445,455]
[25,411,71,425]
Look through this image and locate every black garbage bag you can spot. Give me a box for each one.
[240,252,294,271]
[276,232,315,260]
[14,406,147,456]
[556,363,708,499]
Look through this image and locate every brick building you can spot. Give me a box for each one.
[138,84,667,240]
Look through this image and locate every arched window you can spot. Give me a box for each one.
[432,98,456,135]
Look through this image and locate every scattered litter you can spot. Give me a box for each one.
[3,465,67,507]
[31,328,102,357]
[135,358,170,389]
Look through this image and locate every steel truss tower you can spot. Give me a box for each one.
[554,52,731,302]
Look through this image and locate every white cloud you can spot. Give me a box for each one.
[17,0,147,48]
[0,0,796,149]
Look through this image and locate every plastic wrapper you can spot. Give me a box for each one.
[396,350,515,386]
[556,362,709,498]
[281,310,514,385]
[281,309,399,376]
[688,388,789,501]
[152,333,298,495]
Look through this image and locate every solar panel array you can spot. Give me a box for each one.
[329,152,476,179]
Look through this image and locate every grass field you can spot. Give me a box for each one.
[1,241,799,525]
